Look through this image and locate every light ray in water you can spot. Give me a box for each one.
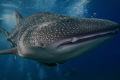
[18,58,24,73]
[5,55,13,69]
[36,64,46,80]
[67,0,88,17]
[34,0,56,11]
[1,3,19,9]
[1,8,16,33]
[27,72,32,80]
[55,64,61,77]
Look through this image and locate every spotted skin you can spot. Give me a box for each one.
[0,10,120,67]
[10,12,118,47]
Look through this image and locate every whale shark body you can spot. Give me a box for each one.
[0,10,120,67]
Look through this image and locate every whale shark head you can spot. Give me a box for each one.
[0,10,120,67]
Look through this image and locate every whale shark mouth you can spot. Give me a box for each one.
[56,29,119,48]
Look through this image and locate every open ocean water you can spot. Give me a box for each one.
[0,0,120,80]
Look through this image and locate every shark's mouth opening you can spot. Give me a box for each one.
[57,29,119,48]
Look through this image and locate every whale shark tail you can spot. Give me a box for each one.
[0,26,15,48]
[0,26,17,58]
[0,26,10,38]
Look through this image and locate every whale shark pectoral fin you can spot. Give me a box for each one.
[58,61,66,64]
[0,26,17,58]
[39,62,57,67]
[14,10,23,24]
[0,47,18,55]
[38,61,66,67]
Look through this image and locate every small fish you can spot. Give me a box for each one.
[0,10,120,67]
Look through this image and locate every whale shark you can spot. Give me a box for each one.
[0,10,120,67]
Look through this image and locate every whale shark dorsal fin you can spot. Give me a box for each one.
[14,10,23,24]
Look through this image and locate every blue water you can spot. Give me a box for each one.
[0,0,120,80]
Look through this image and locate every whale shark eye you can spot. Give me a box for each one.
[41,43,45,48]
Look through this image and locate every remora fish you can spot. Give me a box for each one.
[0,10,120,67]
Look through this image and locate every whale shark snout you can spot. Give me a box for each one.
[47,19,120,49]
[0,10,120,67]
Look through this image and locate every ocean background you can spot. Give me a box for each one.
[0,0,120,80]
